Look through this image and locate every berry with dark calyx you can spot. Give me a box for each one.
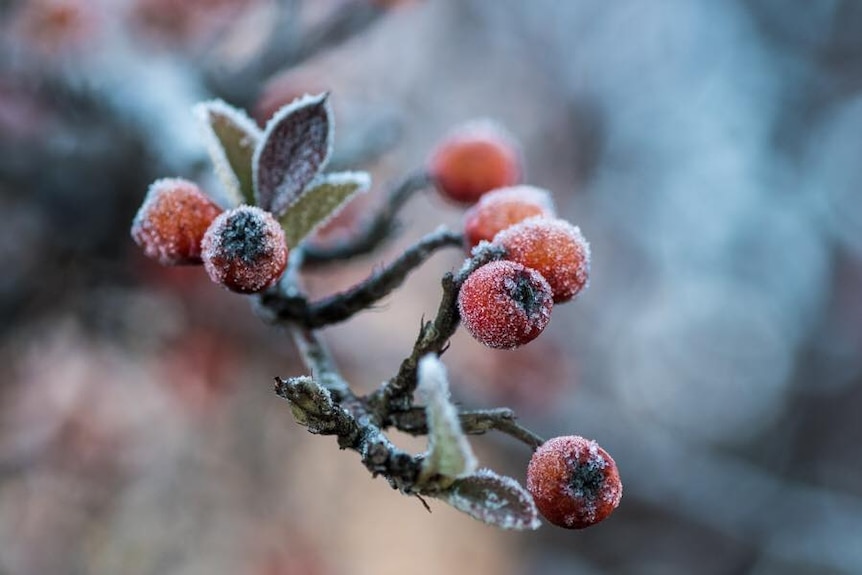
[428,120,523,205]
[493,217,590,303]
[526,435,622,529]
[131,178,223,265]
[458,260,553,349]
[202,206,288,294]
[463,185,555,249]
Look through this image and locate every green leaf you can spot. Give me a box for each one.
[254,93,334,216]
[279,171,370,249]
[416,355,477,487]
[437,469,541,531]
[194,100,261,207]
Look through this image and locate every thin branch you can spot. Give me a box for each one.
[260,227,463,328]
[302,171,433,265]
[205,1,387,108]
[369,242,506,413]
[288,326,351,400]
[389,407,546,451]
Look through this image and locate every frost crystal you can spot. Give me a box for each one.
[201,206,288,293]
[526,435,622,529]
[494,216,591,303]
[458,260,553,349]
[463,185,556,249]
[131,178,222,265]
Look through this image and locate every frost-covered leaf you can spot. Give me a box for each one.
[417,355,478,485]
[438,469,541,531]
[254,93,334,217]
[194,100,261,207]
[279,171,370,248]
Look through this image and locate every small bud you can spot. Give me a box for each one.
[526,435,622,529]
[201,206,288,294]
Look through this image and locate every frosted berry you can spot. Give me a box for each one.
[131,178,223,265]
[494,217,590,303]
[428,120,523,205]
[463,185,555,249]
[526,435,622,529]
[201,206,288,294]
[458,260,553,349]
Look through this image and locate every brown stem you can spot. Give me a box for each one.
[259,227,463,329]
[389,407,546,450]
[369,242,506,413]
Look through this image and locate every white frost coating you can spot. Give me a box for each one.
[193,99,262,208]
[417,355,478,481]
[316,170,371,191]
[441,468,541,531]
[494,216,591,301]
[279,170,371,248]
[298,170,370,230]
[474,184,556,215]
[444,118,524,171]
[252,93,335,214]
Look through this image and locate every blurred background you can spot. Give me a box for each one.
[2,0,862,573]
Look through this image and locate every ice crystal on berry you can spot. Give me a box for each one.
[202,206,287,293]
[494,217,590,303]
[458,260,553,349]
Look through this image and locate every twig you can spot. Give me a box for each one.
[288,326,351,400]
[260,227,463,328]
[388,407,546,450]
[303,171,434,265]
[370,242,506,413]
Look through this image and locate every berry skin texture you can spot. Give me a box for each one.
[463,185,556,249]
[201,206,288,294]
[458,260,553,349]
[527,435,622,529]
[428,120,523,205]
[494,217,590,303]
[131,178,223,265]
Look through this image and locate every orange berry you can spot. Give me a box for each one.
[201,206,287,294]
[131,178,223,265]
[462,185,555,249]
[428,120,523,205]
[458,260,553,349]
[494,217,590,303]
[526,435,622,529]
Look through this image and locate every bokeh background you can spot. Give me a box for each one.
[2,0,862,573]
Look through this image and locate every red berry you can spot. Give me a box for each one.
[428,120,523,205]
[131,178,223,265]
[526,435,622,529]
[463,185,555,249]
[458,260,553,349]
[201,206,288,294]
[494,217,590,303]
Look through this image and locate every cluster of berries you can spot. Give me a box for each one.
[428,121,590,350]
[429,123,619,528]
[131,178,289,293]
[131,107,621,530]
